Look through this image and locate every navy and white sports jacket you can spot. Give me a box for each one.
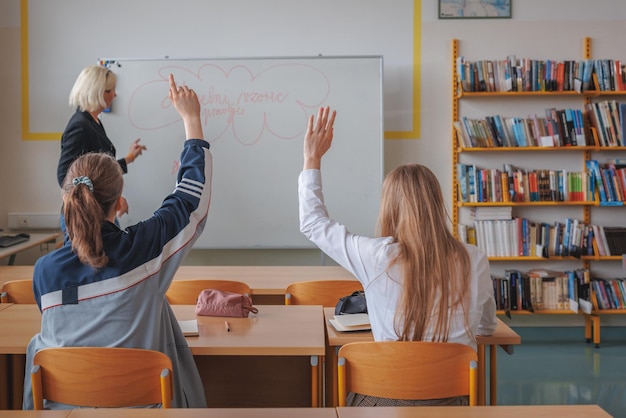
[23,139,212,409]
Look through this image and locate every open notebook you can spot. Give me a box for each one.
[178,319,199,337]
[328,313,371,332]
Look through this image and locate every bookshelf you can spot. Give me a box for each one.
[451,38,626,347]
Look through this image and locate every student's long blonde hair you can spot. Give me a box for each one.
[63,153,123,269]
[378,164,472,343]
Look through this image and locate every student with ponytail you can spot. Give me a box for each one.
[23,75,211,409]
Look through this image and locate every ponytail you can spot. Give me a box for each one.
[62,153,123,269]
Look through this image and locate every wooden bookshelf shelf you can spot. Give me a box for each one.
[458,90,626,99]
[497,309,584,315]
[583,90,626,97]
[458,201,596,207]
[458,91,583,98]
[489,256,587,261]
[459,146,598,152]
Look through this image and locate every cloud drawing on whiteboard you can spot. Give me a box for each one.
[127,63,330,145]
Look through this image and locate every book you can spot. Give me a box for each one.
[620,103,626,147]
[329,313,371,332]
[591,225,608,256]
[178,320,199,337]
[456,163,469,202]
[582,59,594,91]
[602,226,626,255]
[586,160,608,202]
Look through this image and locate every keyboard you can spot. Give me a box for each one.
[0,234,30,248]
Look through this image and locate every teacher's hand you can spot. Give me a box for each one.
[116,195,129,218]
[303,106,336,170]
[126,138,147,164]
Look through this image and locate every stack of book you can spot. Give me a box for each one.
[454,108,587,149]
[456,163,591,204]
[462,217,626,259]
[586,159,626,206]
[456,56,625,93]
[492,268,591,315]
[591,278,626,310]
[584,100,626,147]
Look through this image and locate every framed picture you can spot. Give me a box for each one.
[439,0,512,19]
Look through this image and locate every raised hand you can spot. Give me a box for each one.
[303,106,336,170]
[169,74,203,140]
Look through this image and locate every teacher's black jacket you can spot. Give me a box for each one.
[56,110,128,187]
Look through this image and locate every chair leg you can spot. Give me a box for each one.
[31,365,43,410]
[310,355,320,407]
[337,357,346,407]
[469,360,478,406]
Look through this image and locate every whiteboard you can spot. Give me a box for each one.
[100,56,384,249]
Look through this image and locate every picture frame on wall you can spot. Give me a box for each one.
[439,0,512,19]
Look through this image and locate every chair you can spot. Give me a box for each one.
[0,279,35,303]
[337,341,478,406]
[31,347,173,409]
[166,279,251,304]
[284,280,363,307]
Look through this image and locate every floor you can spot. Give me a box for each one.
[495,326,626,417]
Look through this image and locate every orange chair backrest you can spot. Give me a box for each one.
[337,341,477,406]
[1,279,35,304]
[166,279,251,304]
[285,280,363,307]
[31,347,173,409]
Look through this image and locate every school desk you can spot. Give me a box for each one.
[171,304,325,407]
[0,265,356,304]
[335,405,611,418]
[0,304,325,409]
[323,308,521,407]
[67,408,338,418]
[0,304,39,409]
[0,303,14,409]
[0,232,60,266]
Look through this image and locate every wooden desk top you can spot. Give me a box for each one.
[0,304,325,357]
[0,265,355,295]
[172,304,325,356]
[0,303,13,311]
[0,232,60,261]
[324,308,521,347]
[336,405,611,418]
[0,411,71,418]
[68,408,337,417]
[0,304,40,354]
[0,266,34,285]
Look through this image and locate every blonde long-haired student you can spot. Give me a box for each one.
[298,107,497,406]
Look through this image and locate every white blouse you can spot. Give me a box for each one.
[298,169,497,350]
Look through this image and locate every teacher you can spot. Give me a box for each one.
[57,64,147,217]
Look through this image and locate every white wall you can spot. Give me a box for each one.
[1,0,625,273]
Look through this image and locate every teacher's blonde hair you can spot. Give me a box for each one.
[69,65,117,112]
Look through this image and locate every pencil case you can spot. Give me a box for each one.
[195,289,259,318]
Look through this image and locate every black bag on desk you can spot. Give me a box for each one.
[335,291,367,315]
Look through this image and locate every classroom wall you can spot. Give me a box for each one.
[1,1,625,313]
